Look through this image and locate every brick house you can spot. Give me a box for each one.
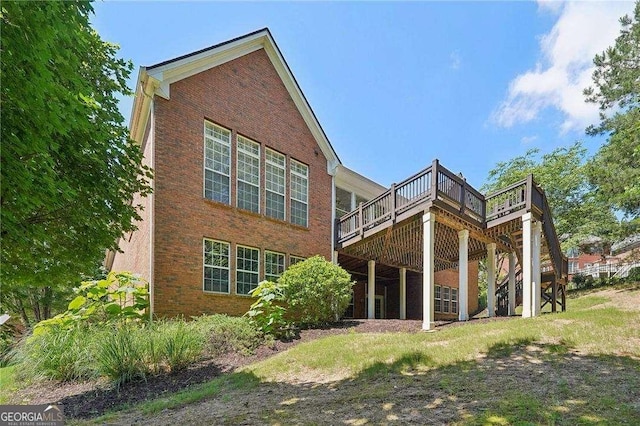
[108,29,566,327]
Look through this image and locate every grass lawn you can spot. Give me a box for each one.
[0,365,17,404]
[51,283,640,424]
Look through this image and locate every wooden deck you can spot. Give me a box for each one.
[335,159,568,313]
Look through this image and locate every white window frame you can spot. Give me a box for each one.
[434,285,441,313]
[203,239,230,294]
[236,135,261,213]
[290,159,309,227]
[236,245,260,296]
[265,148,286,221]
[203,121,231,204]
[265,250,285,282]
[451,288,458,314]
[289,255,306,266]
[443,287,451,313]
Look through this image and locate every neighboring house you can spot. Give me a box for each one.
[107,29,567,328]
[567,234,640,280]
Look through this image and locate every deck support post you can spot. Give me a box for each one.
[368,260,375,319]
[399,267,407,320]
[458,229,469,321]
[551,277,557,313]
[486,243,496,317]
[422,211,435,330]
[522,213,533,318]
[508,251,516,316]
[532,220,542,316]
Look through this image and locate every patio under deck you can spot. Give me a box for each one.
[335,160,568,329]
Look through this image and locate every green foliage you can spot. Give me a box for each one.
[33,272,149,335]
[483,142,620,250]
[192,314,264,356]
[16,326,96,382]
[278,256,354,327]
[246,281,290,338]
[96,326,147,386]
[0,1,153,318]
[584,2,640,221]
[628,266,640,281]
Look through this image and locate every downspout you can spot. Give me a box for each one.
[329,162,338,264]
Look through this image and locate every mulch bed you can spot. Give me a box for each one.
[10,317,509,419]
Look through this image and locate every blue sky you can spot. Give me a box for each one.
[92,1,634,190]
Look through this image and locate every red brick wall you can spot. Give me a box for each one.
[111,120,153,282]
[152,49,333,317]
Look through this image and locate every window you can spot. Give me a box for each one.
[204,122,231,204]
[434,285,442,313]
[290,160,308,227]
[443,287,450,313]
[569,261,579,274]
[265,251,285,282]
[335,187,352,218]
[236,246,259,295]
[265,149,286,220]
[203,239,230,293]
[451,288,458,314]
[237,136,260,213]
[290,255,306,266]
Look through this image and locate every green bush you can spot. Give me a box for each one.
[96,325,147,386]
[246,281,289,338]
[278,255,354,327]
[193,314,264,356]
[34,271,149,336]
[16,326,96,381]
[156,320,204,371]
[627,266,640,282]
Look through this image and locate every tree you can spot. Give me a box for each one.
[584,1,640,222]
[0,2,152,323]
[483,142,619,251]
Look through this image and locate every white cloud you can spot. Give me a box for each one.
[450,50,462,70]
[521,135,538,145]
[493,1,634,133]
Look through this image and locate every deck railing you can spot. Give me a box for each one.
[335,161,568,281]
[336,160,485,245]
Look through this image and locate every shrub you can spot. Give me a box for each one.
[155,320,204,371]
[16,326,96,381]
[34,272,149,335]
[278,255,354,327]
[246,281,289,338]
[627,266,640,282]
[96,325,147,386]
[193,314,264,356]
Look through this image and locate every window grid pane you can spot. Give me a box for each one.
[434,285,441,313]
[237,246,259,295]
[290,160,308,227]
[443,287,451,313]
[203,239,230,293]
[266,149,286,220]
[290,256,305,266]
[204,122,231,204]
[451,288,458,314]
[265,251,285,282]
[237,136,260,213]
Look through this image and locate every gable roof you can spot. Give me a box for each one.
[130,28,341,173]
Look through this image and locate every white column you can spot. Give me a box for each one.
[458,229,469,321]
[367,260,375,319]
[332,250,339,264]
[486,243,496,318]
[522,213,533,318]
[532,220,542,316]
[508,251,516,316]
[399,267,407,320]
[422,211,435,330]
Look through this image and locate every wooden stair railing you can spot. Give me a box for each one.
[495,268,523,316]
